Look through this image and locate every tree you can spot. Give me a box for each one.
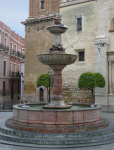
[78,72,105,104]
[37,74,53,90]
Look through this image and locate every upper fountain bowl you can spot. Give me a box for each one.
[38,54,77,65]
[47,25,68,35]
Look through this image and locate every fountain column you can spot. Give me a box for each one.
[49,65,66,106]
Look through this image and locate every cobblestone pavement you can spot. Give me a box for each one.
[0,112,114,150]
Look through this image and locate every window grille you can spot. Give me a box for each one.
[77,18,82,31]
[79,52,84,61]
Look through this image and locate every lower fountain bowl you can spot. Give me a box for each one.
[5,104,108,133]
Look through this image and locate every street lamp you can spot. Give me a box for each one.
[48,68,51,102]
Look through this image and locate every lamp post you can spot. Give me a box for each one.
[48,68,51,102]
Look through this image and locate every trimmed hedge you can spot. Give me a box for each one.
[78,72,105,104]
[37,74,53,89]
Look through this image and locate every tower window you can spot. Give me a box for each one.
[41,1,45,9]
[77,18,82,31]
[79,52,84,61]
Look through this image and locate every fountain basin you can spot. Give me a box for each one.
[38,54,77,65]
[5,104,108,133]
[47,25,68,34]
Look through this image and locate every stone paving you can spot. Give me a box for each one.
[0,112,114,150]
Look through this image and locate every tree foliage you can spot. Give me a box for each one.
[37,74,53,89]
[78,72,105,104]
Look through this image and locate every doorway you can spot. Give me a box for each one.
[11,80,13,99]
[40,88,43,102]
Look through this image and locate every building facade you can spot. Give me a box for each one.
[0,21,25,109]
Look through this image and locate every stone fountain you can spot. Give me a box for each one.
[1,15,113,148]
[38,15,77,109]
[5,16,107,133]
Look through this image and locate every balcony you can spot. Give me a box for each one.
[3,46,9,53]
[22,53,25,59]
[9,71,21,78]
[10,50,25,59]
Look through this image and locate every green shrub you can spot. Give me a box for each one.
[78,72,105,104]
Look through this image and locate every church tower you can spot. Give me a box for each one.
[29,0,60,19]
[22,0,60,101]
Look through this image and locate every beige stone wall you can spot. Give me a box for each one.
[62,28,97,103]
[60,1,98,103]
[24,19,54,95]
[60,1,97,48]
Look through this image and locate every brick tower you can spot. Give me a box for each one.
[21,0,60,102]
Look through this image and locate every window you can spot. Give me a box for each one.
[75,49,85,62]
[4,38,7,46]
[10,62,12,72]
[41,1,45,9]
[11,42,13,49]
[14,64,16,72]
[18,64,20,72]
[15,44,17,51]
[3,61,6,77]
[18,46,20,52]
[77,18,82,31]
[79,52,85,61]
[3,81,5,96]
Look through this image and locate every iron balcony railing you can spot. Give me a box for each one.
[22,53,25,59]
[10,50,25,59]
[0,43,3,50]
[9,71,21,78]
[3,46,9,53]
[10,49,14,55]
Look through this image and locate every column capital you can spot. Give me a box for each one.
[94,35,108,45]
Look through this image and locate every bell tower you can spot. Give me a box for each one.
[21,0,60,102]
[29,0,60,19]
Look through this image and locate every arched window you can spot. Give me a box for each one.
[40,88,43,102]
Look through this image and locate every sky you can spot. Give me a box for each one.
[0,0,29,38]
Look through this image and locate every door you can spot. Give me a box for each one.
[40,88,43,102]
[3,81,5,96]
[11,80,13,99]
[17,80,19,100]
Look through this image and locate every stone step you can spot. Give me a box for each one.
[0,121,114,139]
[0,138,114,148]
[0,128,114,145]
